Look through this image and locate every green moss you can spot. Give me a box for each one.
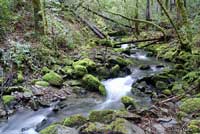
[0,77,3,85]
[35,81,49,87]
[188,120,200,133]
[73,65,88,77]
[42,71,63,86]
[109,56,132,67]
[121,96,136,109]
[17,71,24,83]
[89,110,115,123]
[180,98,200,113]
[73,58,96,71]
[98,84,106,96]
[62,58,73,66]
[82,74,105,95]
[41,67,50,74]
[2,95,16,105]
[107,118,127,133]
[62,114,87,127]
[155,81,168,90]
[162,89,172,95]
[62,66,74,77]
[110,65,120,77]
[40,124,57,134]
[95,39,113,47]
[182,71,200,83]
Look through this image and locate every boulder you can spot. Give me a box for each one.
[73,58,96,71]
[108,56,132,67]
[73,65,88,77]
[180,98,200,114]
[62,114,87,128]
[82,74,106,96]
[110,65,120,77]
[121,96,136,109]
[43,71,63,86]
[89,110,115,123]
[2,95,16,105]
[35,81,49,87]
[40,124,78,134]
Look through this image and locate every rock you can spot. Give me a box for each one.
[16,71,24,83]
[121,96,136,109]
[110,64,120,77]
[40,124,78,134]
[62,66,74,77]
[68,80,82,87]
[108,56,132,67]
[180,98,200,114]
[82,74,106,96]
[115,110,141,123]
[95,39,112,47]
[2,95,16,105]
[162,89,172,95]
[62,58,74,66]
[41,67,50,74]
[79,122,106,134]
[4,86,26,94]
[73,58,96,71]
[73,65,88,77]
[188,120,200,133]
[35,81,49,87]
[108,118,144,134]
[62,114,87,128]
[89,110,115,123]
[152,123,166,134]
[43,71,63,86]
[139,65,151,70]
[155,81,168,90]
[0,108,6,117]
[182,71,200,83]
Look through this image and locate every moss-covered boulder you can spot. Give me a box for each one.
[110,65,120,77]
[82,74,106,96]
[108,56,132,67]
[41,67,50,74]
[73,65,88,77]
[35,81,49,87]
[180,98,200,114]
[16,71,24,83]
[188,120,200,133]
[40,124,78,134]
[182,71,200,83]
[62,66,74,77]
[73,58,96,71]
[89,110,116,123]
[121,96,136,109]
[43,71,63,86]
[2,95,16,105]
[155,81,168,90]
[62,114,87,127]
[4,86,26,94]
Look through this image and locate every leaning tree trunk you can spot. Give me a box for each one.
[32,0,44,34]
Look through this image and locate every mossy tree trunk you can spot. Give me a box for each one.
[135,0,140,35]
[32,0,44,34]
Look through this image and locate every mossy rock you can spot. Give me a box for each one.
[162,89,172,95]
[155,81,168,90]
[110,65,120,77]
[82,74,106,96]
[35,81,49,87]
[2,95,16,105]
[73,65,88,77]
[95,39,113,47]
[42,71,63,86]
[180,98,200,114]
[188,120,200,133]
[40,124,78,134]
[108,56,132,67]
[62,66,74,77]
[0,77,3,85]
[41,67,50,74]
[16,71,24,83]
[73,58,96,71]
[89,110,116,123]
[171,81,189,95]
[62,58,74,66]
[68,80,82,87]
[182,71,200,83]
[80,122,107,133]
[121,96,136,109]
[62,114,87,127]
[4,86,26,94]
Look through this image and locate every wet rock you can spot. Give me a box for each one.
[110,64,120,77]
[62,114,87,128]
[139,65,151,70]
[0,108,7,117]
[116,110,141,123]
[42,71,63,86]
[108,56,132,67]
[40,124,78,134]
[155,81,168,90]
[121,96,136,109]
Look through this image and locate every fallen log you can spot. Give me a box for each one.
[81,6,134,30]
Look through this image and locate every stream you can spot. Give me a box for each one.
[0,44,169,134]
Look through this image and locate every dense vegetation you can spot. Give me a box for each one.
[0,0,200,134]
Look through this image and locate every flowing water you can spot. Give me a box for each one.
[0,44,169,134]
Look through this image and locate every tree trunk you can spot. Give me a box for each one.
[32,0,44,34]
[135,0,140,35]
[176,0,188,25]
[146,0,151,21]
